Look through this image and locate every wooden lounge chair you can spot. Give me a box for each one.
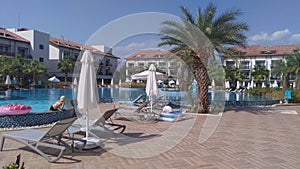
[0,117,84,163]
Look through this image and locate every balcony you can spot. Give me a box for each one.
[0,51,32,59]
[239,65,250,69]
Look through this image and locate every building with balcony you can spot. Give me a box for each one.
[125,49,183,81]
[49,38,118,82]
[1,27,118,84]
[0,28,32,60]
[223,45,300,88]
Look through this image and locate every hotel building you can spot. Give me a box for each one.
[125,49,183,81]
[223,45,300,88]
[0,27,118,85]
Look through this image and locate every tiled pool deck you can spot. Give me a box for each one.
[0,103,300,168]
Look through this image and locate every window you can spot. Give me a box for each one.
[17,47,27,56]
[271,60,281,69]
[260,50,276,54]
[39,57,44,62]
[239,61,250,69]
[138,62,144,67]
[226,61,236,67]
[39,44,44,50]
[63,51,70,57]
[128,63,134,67]
[0,45,9,53]
[255,61,265,66]
[159,62,166,66]
[170,62,178,67]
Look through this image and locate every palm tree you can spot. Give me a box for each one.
[58,56,75,82]
[272,60,290,90]
[223,65,244,87]
[11,56,27,85]
[208,59,225,86]
[286,50,300,90]
[0,57,13,77]
[159,3,248,113]
[251,65,269,87]
[23,60,47,86]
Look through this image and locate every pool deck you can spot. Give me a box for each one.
[0,103,300,168]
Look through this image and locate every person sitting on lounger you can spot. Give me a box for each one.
[49,96,66,112]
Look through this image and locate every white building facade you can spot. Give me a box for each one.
[125,50,183,81]
[223,45,299,88]
[2,28,118,84]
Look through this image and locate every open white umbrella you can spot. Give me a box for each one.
[77,50,99,148]
[48,76,60,83]
[5,75,11,89]
[146,64,158,112]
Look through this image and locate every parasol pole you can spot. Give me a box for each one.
[85,110,89,138]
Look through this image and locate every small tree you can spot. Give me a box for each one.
[285,50,300,90]
[23,60,47,86]
[251,65,269,87]
[58,56,74,82]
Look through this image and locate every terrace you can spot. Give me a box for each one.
[0,103,299,168]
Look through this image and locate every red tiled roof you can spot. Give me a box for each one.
[227,44,300,57]
[126,49,170,60]
[0,28,30,43]
[49,37,119,59]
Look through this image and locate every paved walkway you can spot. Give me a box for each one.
[0,104,300,169]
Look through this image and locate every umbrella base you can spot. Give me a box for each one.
[74,137,100,149]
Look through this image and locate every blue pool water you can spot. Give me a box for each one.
[0,88,279,113]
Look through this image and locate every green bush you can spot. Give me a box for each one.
[246,87,300,103]
[130,82,146,88]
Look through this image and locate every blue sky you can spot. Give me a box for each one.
[1,0,300,58]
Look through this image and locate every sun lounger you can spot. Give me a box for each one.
[130,94,146,106]
[0,117,84,163]
[158,107,193,122]
[68,107,126,140]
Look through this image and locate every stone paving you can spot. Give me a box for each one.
[0,104,300,169]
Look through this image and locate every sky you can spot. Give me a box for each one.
[1,0,300,58]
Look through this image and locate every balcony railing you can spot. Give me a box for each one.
[0,51,32,59]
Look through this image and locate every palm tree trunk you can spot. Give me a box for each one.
[194,56,209,113]
[65,72,68,83]
[282,73,289,91]
[296,72,300,90]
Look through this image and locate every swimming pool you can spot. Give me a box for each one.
[0,88,280,113]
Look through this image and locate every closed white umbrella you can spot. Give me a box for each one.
[73,77,78,86]
[77,50,99,148]
[176,79,179,86]
[119,79,122,87]
[250,80,254,88]
[247,82,251,89]
[236,81,240,89]
[211,79,216,89]
[273,80,278,88]
[262,82,266,88]
[5,75,11,89]
[101,79,104,86]
[146,64,158,112]
[110,79,114,87]
[225,80,230,89]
